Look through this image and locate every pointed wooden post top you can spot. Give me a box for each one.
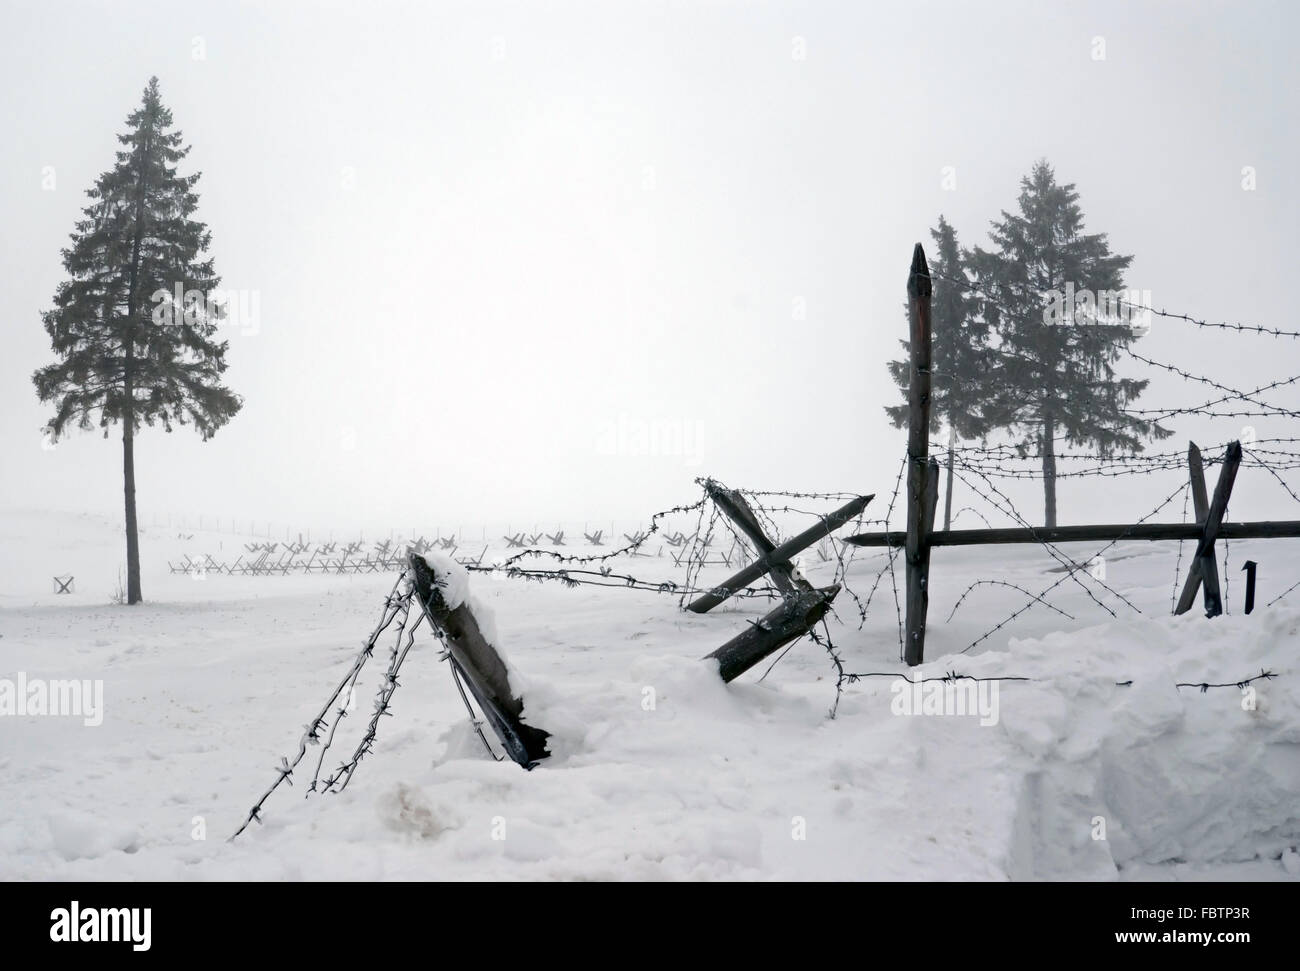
[908,242,931,298]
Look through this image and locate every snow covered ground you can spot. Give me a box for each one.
[1,506,1297,880]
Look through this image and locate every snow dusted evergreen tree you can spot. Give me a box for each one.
[886,216,1000,530]
[33,77,241,604]
[967,161,1170,527]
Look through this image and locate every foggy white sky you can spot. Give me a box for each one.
[3,0,1298,536]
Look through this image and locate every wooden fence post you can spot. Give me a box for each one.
[904,242,935,665]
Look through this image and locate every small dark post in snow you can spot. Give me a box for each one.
[1175,441,1242,617]
[904,242,935,665]
[1241,560,1257,614]
[704,585,840,682]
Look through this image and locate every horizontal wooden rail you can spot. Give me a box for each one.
[844,520,1300,548]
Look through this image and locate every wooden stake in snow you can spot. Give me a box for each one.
[904,242,937,666]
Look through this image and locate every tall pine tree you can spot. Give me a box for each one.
[33,77,241,604]
[886,216,1000,529]
[968,160,1168,526]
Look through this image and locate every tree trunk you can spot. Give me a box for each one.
[943,438,955,531]
[121,123,151,605]
[1041,415,1057,528]
[123,384,142,604]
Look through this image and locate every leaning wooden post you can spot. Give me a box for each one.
[704,585,840,682]
[408,553,550,768]
[1175,441,1242,617]
[904,242,935,666]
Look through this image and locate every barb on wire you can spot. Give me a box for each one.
[833,668,1281,693]
[322,600,426,795]
[840,670,1033,685]
[1222,534,1231,615]
[1266,578,1300,608]
[1175,670,1276,692]
[807,617,849,718]
[736,487,865,502]
[468,561,785,600]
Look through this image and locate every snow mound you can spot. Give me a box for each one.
[47,810,141,861]
[937,609,1300,877]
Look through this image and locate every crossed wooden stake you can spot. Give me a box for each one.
[688,479,872,682]
[1174,440,1241,617]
